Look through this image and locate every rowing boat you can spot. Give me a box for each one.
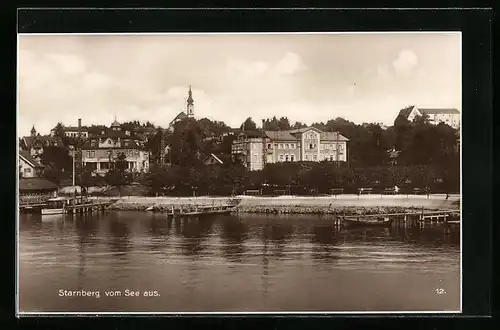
[342,216,392,227]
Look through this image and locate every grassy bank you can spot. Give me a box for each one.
[95,194,459,214]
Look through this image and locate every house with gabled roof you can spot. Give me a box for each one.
[396,105,460,129]
[80,118,149,175]
[19,150,44,178]
[231,126,349,171]
[20,126,64,163]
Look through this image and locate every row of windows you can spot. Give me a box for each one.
[85,150,138,158]
[65,132,88,138]
[276,154,344,162]
[269,143,298,150]
[278,154,296,162]
[265,142,345,151]
[84,162,138,170]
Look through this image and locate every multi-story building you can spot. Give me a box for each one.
[397,106,460,129]
[19,150,44,178]
[80,119,149,175]
[231,127,349,171]
[50,118,89,138]
[20,126,64,164]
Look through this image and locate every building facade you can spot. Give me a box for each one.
[400,106,460,129]
[232,127,349,171]
[20,126,64,163]
[19,150,44,178]
[80,119,149,175]
[50,118,89,138]
[168,86,195,132]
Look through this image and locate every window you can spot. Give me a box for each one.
[291,155,295,162]
[313,154,317,160]
[279,143,283,149]
[285,144,289,149]
[305,154,308,161]
[279,154,284,161]
[24,168,31,173]
[309,144,313,149]
[330,155,334,161]
[285,154,289,161]
[128,150,134,157]
[267,143,271,149]
[291,143,295,149]
[100,162,110,170]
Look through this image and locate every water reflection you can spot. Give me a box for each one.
[264,223,293,260]
[311,226,341,264]
[220,217,247,262]
[106,213,131,259]
[19,212,461,312]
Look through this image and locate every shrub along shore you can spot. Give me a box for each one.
[96,195,460,215]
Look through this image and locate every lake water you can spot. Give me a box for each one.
[18,211,460,313]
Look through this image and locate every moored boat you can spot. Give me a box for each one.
[41,197,72,215]
[166,204,236,218]
[342,216,392,227]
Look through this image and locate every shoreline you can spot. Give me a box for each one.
[94,194,460,215]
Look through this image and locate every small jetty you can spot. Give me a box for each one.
[165,204,236,218]
[332,209,460,227]
[20,196,116,215]
[146,197,242,218]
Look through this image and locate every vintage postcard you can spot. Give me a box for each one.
[17,32,461,314]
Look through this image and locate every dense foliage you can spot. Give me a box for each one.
[36,106,460,195]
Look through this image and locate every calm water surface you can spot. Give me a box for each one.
[19,211,460,313]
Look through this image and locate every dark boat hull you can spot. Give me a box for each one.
[166,207,235,218]
[342,217,392,227]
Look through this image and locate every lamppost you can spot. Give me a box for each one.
[69,145,75,187]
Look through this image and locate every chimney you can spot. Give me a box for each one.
[78,118,82,128]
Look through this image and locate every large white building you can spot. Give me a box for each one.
[231,126,349,171]
[80,119,149,175]
[398,106,460,129]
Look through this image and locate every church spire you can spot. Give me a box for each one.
[30,125,36,137]
[186,85,194,118]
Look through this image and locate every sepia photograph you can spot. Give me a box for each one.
[17,32,461,314]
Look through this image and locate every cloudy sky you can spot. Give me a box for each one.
[18,33,460,136]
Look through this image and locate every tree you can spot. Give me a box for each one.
[76,163,96,190]
[292,121,307,129]
[105,152,131,197]
[241,117,257,131]
[278,117,291,130]
[40,146,72,173]
[168,119,204,167]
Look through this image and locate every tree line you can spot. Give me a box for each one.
[34,107,459,196]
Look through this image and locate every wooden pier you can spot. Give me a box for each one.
[63,200,115,214]
[331,209,460,227]
[19,199,115,215]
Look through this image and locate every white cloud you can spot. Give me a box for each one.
[392,49,418,75]
[18,35,460,135]
[273,52,307,76]
[377,64,391,78]
[45,53,87,75]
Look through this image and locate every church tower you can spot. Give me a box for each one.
[186,85,194,118]
[30,125,37,137]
